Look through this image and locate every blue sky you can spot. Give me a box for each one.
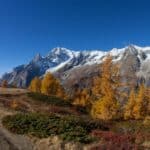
[0,0,150,75]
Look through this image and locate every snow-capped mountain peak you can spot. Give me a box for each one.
[49,47,75,58]
[1,45,150,87]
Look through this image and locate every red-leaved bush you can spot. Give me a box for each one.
[91,130,140,150]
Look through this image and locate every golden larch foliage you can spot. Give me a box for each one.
[146,88,150,115]
[91,55,121,120]
[132,84,149,119]
[41,72,66,98]
[2,80,8,88]
[124,89,136,120]
[91,97,120,120]
[56,83,66,98]
[73,89,91,107]
[29,77,41,93]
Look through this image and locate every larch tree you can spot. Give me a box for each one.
[91,55,121,120]
[29,77,41,93]
[73,89,91,107]
[132,84,149,119]
[124,89,136,120]
[147,88,150,116]
[41,72,66,98]
[2,80,8,88]
[56,83,66,98]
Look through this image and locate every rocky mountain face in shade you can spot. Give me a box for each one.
[1,45,150,89]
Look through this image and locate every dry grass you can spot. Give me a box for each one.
[0,87,28,95]
[0,88,149,149]
[0,89,86,116]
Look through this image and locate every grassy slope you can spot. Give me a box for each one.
[0,87,27,95]
[0,88,149,149]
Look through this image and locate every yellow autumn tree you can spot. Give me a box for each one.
[132,84,149,119]
[29,77,41,93]
[41,72,66,98]
[146,88,150,115]
[73,89,91,107]
[91,55,121,120]
[56,83,66,98]
[124,89,136,120]
[2,80,8,88]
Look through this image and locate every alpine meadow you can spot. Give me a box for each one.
[0,0,150,150]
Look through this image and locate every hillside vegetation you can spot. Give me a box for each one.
[0,55,150,150]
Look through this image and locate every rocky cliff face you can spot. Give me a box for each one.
[1,45,150,88]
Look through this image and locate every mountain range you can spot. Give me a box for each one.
[1,45,150,90]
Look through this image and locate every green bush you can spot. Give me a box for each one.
[60,127,95,143]
[2,113,108,143]
[27,92,72,107]
[61,116,109,132]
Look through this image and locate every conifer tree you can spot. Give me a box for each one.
[41,72,66,98]
[133,84,149,119]
[146,88,150,115]
[29,77,41,93]
[73,89,91,106]
[91,55,121,120]
[56,83,66,98]
[2,80,8,88]
[91,96,120,120]
[124,89,136,120]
